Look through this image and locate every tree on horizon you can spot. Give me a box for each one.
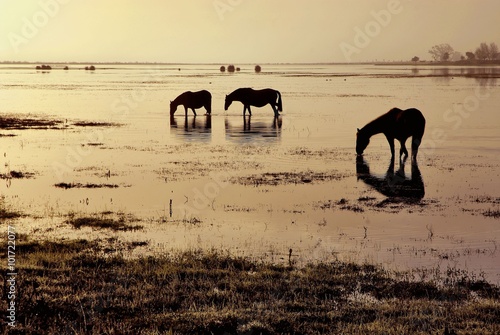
[490,42,499,59]
[476,43,490,60]
[428,44,454,61]
[475,42,499,60]
[465,51,475,61]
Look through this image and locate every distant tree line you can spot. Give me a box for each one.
[417,42,499,63]
[472,42,499,60]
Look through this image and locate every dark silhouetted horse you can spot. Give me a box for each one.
[356,108,425,162]
[224,88,282,117]
[170,90,211,116]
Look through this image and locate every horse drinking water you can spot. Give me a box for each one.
[224,88,282,117]
[170,90,212,116]
[356,108,426,162]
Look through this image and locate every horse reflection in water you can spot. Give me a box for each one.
[170,115,211,142]
[356,156,425,201]
[225,116,282,143]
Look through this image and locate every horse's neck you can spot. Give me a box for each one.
[172,96,183,107]
[227,92,238,102]
[362,117,387,137]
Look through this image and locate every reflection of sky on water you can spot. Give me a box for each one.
[431,68,499,86]
[402,67,499,86]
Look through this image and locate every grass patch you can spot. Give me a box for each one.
[54,182,121,189]
[358,196,377,202]
[317,198,365,213]
[82,142,105,146]
[317,196,438,214]
[483,209,500,219]
[0,170,36,179]
[0,208,23,219]
[66,212,142,231]
[1,239,498,334]
[0,116,63,130]
[73,121,121,127]
[0,115,121,131]
[233,170,346,186]
[0,199,24,219]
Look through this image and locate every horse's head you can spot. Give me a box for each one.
[169,101,177,116]
[224,95,231,111]
[356,128,369,155]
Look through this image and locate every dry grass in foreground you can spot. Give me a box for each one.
[0,238,499,335]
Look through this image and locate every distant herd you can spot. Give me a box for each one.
[170,88,282,118]
[171,88,425,162]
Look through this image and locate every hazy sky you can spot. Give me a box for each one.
[0,0,498,63]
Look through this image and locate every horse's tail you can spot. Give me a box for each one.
[276,90,283,112]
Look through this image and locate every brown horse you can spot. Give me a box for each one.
[170,90,211,116]
[356,108,425,162]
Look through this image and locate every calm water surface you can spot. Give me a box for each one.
[1,64,499,282]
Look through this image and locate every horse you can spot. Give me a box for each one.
[356,108,425,162]
[170,90,211,116]
[224,88,282,117]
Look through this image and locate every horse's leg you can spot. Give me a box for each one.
[271,104,279,117]
[411,136,422,163]
[399,139,409,161]
[192,108,197,116]
[385,135,395,159]
[184,106,188,116]
[247,106,252,116]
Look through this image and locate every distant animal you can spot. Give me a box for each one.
[170,90,212,116]
[356,108,425,161]
[224,88,282,117]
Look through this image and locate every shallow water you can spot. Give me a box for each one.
[1,63,499,283]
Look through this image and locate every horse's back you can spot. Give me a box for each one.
[233,87,276,95]
[198,89,211,97]
[184,90,211,97]
[177,90,211,108]
[391,108,425,137]
[235,87,254,95]
[401,108,425,127]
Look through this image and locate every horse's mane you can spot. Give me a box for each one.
[360,108,400,135]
